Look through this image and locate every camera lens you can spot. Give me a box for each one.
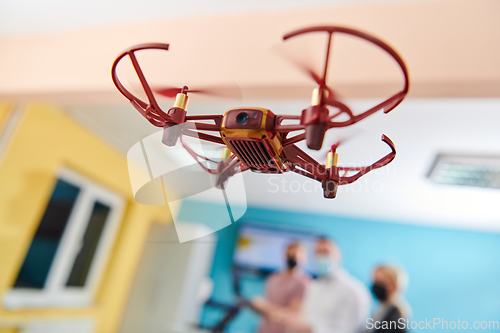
[236,112,249,124]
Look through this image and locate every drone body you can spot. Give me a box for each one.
[112,26,409,199]
[221,107,285,174]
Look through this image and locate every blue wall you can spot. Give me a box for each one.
[180,202,500,332]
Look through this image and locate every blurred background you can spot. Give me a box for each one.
[0,0,499,332]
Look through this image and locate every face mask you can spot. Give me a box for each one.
[371,283,388,301]
[315,255,338,277]
[286,258,298,269]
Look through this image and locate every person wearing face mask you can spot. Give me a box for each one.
[255,242,312,333]
[366,265,411,333]
[252,237,370,333]
[298,237,371,333]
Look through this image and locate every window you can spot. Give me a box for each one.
[428,154,500,189]
[3,169,124,309]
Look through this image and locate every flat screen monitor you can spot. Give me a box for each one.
[233,224,320,275]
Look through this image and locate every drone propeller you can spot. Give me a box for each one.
[154,84,242,100]
[287,60,336,99]
[329,136,349,152]
[321,135,351,163]
[155,87,205,97]
[272,30,338,100]
[319,127,366,162]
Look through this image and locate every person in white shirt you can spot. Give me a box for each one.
[252,237,370,333]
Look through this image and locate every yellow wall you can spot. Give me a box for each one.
[0,102,16,333]
[0,104,11,126]
[0,103,171,332]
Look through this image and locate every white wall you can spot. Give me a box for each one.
[67,98,500,232]
[190,98,500,232]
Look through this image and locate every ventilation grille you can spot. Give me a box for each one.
[227,139,273,168]
[428,154,500,189]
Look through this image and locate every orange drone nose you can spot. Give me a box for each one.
[220,108,287,174]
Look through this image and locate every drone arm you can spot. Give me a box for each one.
[221,155,248,175]
[282,133,306,146]
[180,128,225,145]
[217,155,248,181]
[279,100,353,146]
[180,136,247,182]
[288,165,326,182]
[184,115,223,131]
[275,115,303,132]
[275,91,406,134]
[283,145,328,181]
[180,136,220,174]
[284,135,395,185]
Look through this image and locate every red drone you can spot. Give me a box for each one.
[111,26,409,198]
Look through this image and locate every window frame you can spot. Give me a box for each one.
[3,168,125,309]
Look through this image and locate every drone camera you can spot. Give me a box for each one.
[221,108,287,174]
[236,112,249,124]
[224,109,262,129]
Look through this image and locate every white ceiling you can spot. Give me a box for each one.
[0,0,418,36]
[67,98,500,233]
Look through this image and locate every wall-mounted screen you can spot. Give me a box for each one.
[233,224,320,275]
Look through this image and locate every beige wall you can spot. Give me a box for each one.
[0,0,498,103]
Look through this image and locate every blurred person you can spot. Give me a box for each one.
[252,237,370,333]
[257,242,312,333]
[366,264,411,333]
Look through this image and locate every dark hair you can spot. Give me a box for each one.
[317,235,336,244]
[285,241,304,251]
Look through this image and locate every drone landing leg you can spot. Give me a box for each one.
[162,123,183,146]
[322,180,338,199]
